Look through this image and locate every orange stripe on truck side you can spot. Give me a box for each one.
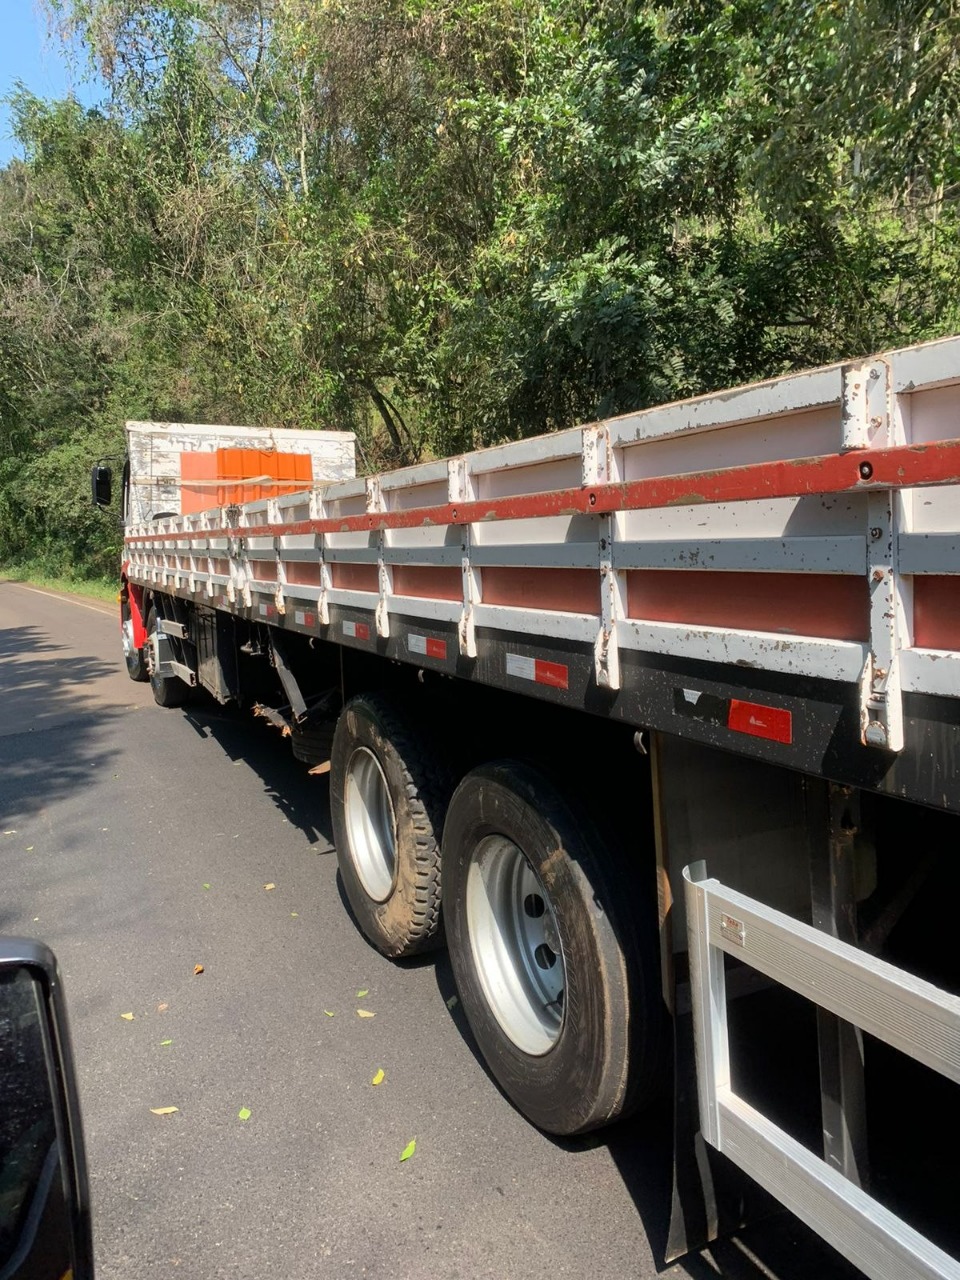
[626,571,869,642]
[913,576,960,651]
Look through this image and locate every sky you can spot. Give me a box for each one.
[0,1,105,166]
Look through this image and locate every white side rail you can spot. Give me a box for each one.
[683,862,960,1280]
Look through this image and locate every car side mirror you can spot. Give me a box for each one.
[0,940,94,1280]
[91,464,112,509]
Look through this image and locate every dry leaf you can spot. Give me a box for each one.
[446,996,459,1010]
[202,883,211,890]
[160,1039,173,1047]
[400,1138,417,1162]
[356,1009,376,1019]
[308,761,331,775]
[193,965,204,976]
[290,912,299,918]
[120,1012,134,1021]
[356,989,369,998]
[25,846,34,852]
[150,1107,178,1116]
[264,883,275,891]
[371,1069,385,1086]
[157,1003,169,1013]
[323,1010,335,1017]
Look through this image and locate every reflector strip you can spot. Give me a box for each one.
[506,653,570,690]
[727,699,793,744]
[258,603,276,619]
[674,687,793,745]
[293,610,317,627]
[342,620,370,641]
[408,633,447,660]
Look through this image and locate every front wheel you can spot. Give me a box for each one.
[443,760,667,1136]
[121,596,147,682]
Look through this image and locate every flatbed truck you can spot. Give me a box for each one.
[94,336,960,1278]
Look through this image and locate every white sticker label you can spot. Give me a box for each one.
[505,653,536,682]
[408,634,427,655]
[343,620,357,637]
[295,610,306,625]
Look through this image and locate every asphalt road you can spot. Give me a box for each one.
[0,580,861,1280]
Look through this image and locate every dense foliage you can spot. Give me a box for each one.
[2,0,959,577]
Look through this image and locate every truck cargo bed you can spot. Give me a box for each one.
[124,338,960,813]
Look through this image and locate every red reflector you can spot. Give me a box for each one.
[426,637,446,660]
[534,659,569,690]
[727,699,792,744]
[355,622,370,641]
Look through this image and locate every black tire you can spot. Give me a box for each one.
[291,720,336,766]
[443,760,667,1136]
[145,607,190,708]
[330,692,451,958]
[121,597,148,682]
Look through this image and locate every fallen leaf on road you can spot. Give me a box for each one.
[290,912,299,918]
[356,1009,376,1019]
[446,996,459,1010]
[264,883,275,891]
[120,1012,134,1021]
[202,883,211,890]
[150,1107,178,1116]
[157,1003,169,1013]
[238,1107,251,1122]
[371,1069,385,1086]
[160,1039,173,1047]
[25,846,33,852]
[400,1139,416,1162]
[308,761,331,775]
[193,965,204,976]
[356,989,369,998]
[3,830,16,836]
[323,1010,335,1017]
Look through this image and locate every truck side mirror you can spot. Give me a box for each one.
[0,940,94,1280]
[91,464,112,508]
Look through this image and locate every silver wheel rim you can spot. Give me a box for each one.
[466,835,565,1056]
[122,617,136,659]
[344,748,397,902]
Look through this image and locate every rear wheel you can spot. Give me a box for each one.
[443,760,667,1136]
[121,596,147,682]
[145,606,190,708]
[330,692,451,958]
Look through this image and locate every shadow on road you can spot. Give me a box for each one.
[0,625,125,827]
[180,700,335,850]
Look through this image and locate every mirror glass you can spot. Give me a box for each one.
[91,465,112,508]
[0,966,75,1280]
